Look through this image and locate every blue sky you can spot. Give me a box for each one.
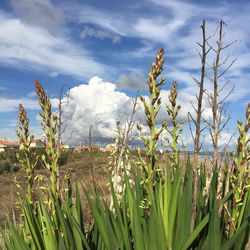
[0,0,249,148]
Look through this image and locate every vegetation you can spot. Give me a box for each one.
[0,22,249,250]
[0,159,19,174]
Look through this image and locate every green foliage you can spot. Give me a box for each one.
[0,150,19,174]
[2,163,249,249]
[0,150,19,164]
[0,184,89,250]
[58,150,71,166]
[230,103,250,238]
[0,159,19,174]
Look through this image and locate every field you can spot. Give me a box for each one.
[0,151,110,227]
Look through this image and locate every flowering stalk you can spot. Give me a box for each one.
[138,48,167,179]
[35,80,59,200]
[165,81,183,166]
[16,104,37,203]
[230,103,250,236]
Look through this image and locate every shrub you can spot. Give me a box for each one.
[58,150,71,166]
[0,159,19,174]
[0,150,19,163]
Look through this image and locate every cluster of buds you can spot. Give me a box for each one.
[16,104,37,203]
[35,80,59,199]
[233,103,250,178]
[148,48,165,94]
[230,103,250,236]
[165,81,183,166]
[35,80,57,151]
[138,48,167,178]
[166,81,181,119]
[16,104,32,149]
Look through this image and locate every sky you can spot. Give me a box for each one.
[0,0,249,150]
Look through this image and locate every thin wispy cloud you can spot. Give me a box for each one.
[0,96,38,113]
[0,12,108,79]
[10,0,64,32]
[62,0,250,101]
[80,26,121,44]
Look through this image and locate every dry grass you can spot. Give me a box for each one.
[0,151,224,228]
[0,152,110,227]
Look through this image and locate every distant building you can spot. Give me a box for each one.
[62,144,70,150]
[100,143,116,153]
[19,138,44,150]
[0,138,19,152]
[73,145,99,153]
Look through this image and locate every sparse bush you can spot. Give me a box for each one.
[0,159,19,174]
[0,150,19,163]
[0,159,11,173]
[58,150,71,166]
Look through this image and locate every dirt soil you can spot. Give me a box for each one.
[0,152,110,227]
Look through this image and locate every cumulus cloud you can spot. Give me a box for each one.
[115,72,146,90]
[80,26,121,44]
[60,76,213,145]
[61,76,132,144]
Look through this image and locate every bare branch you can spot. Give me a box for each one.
[187,113,195,142]
[221,40,237,50]
[218,58,237,79]
[218,85,235,105]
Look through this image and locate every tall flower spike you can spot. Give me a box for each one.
[138,48,167,180]
[165,81,183,166]
[16,104,36,204]
[34,80,59,200]
[230,103,250,237]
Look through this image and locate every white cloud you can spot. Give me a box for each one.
[49,72,59,77]
[203,131,238,149]
[0,12,107,79]
[0,97,38,112]
[63,1,250,100]
[80,26,121,44]
[60,76,213,145]
[115,72,146,90]
[10,0,64,32]
[27,91,37,98]
[61,76,131,144]
[0,126,43,141]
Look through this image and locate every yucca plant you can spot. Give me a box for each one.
[85,160,250,250]
[0,184,89,250]
[16,104,37,204]
[1,162,249,250]
[137,48,167,180]
[165,81,183,166]
[35,80,60,200]
[229,103,250,239]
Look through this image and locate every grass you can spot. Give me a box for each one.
[0,151,109,228]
